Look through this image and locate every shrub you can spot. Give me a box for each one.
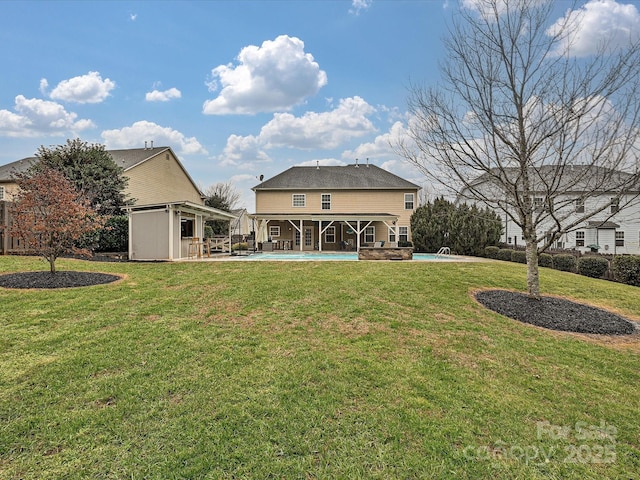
[232,242,249,251]
[485,246,500,259]
[577,256,609,279]
[496,248,514,261]
[553,254,577,272]
[612,255,640,286]
[511,250,527,264]
[538,253,553,268]
[95,215,129,252]
[204,225,214,239]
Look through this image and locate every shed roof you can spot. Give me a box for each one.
[253,164,420,191]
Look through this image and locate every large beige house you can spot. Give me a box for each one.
[0,145,234,260]
[251,163,420,251]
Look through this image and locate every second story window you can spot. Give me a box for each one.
[292,194,306,207]
[610,198,619,214]
[404,193,415,210]
[575,198,584,213]
[321,193,331,210]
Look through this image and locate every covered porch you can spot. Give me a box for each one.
[248,213,400,252]
[127,201,236,261]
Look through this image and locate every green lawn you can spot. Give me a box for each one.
[1,256,638,479]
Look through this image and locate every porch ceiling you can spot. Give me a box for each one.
[249,213,399,222]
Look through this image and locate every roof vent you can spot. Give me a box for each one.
[366,157,369,167]
[355,158,359,168]
[316,160,320,170]
[144,141,148,150]
[150,140,154,149]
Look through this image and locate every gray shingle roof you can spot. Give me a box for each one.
[253,164,420,191]
[0,147,170,181]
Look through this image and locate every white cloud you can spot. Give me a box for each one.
[145,87,182,102]
[549,0,640,57]
[101,120,207,155]
[203,35,327,115]
[342,120,406,161]
[0,95,94,137]
[216,96,377,169]
[219,134,271,168]
[259,96,377,149]
[48,71,116,104]
[39,78,49,96]
[350,0,373,15]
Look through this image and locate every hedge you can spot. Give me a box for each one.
[496,248,514,261]
[577,256,609,279]
[485,246,500,259]
[553,254,577,273]
[538,253,554,268]
[612,255,640,286]
[511,250,527,264]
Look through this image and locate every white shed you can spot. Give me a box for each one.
[127,201,236,261]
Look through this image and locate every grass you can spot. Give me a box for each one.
[1,256,639,479]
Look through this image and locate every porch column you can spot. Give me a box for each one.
[300,219,304,251]
[317,220,322,251]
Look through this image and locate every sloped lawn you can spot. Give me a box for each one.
[0,256,638,479]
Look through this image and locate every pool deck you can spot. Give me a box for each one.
[180,251,487,262]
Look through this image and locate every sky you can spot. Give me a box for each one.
[1,0,639,208]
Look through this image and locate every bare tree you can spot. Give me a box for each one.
[202,181,242,235]
[396,0,640,298]
[202,181,242,212]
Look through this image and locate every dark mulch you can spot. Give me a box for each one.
[476,290,636,335]
[0,271,121,289]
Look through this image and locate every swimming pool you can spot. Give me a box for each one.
[242,252,454,261]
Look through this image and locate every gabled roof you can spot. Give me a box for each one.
[0,157,36,181]
[107,147,171,171]
[467,165,638,194]
[253,164,420,191]
[0,147,203,197]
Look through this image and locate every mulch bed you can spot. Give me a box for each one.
[476,290,636,335]
[0,271,121,289]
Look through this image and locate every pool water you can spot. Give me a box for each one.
[244,252,451,261]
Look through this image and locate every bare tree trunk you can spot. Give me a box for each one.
[525,240,540,299]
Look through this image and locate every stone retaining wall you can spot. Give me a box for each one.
[358,247,413,261]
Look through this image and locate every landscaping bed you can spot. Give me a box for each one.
[0,271,121,289]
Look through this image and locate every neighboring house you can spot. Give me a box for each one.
[0,145,235,260]
[250,162,420,251]
[463,165,640,255]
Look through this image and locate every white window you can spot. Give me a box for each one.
[269,226,280,238]
[575,198,585,213]
[321,193,331,210]
[389,229,396,243]
[399,226,409,243]
[576,231,585,247]
[610,198,619,214]
[364,226,375,243]
[325,226,336,243]
[404,193,415,210]
[533,197,544,211]
[292,194,306,207]
[616,231,624,247]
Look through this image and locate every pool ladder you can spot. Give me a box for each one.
[436,246,451,258]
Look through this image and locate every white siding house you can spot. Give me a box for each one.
[463,165,640,255]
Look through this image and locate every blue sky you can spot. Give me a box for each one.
[1,0,639,208]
